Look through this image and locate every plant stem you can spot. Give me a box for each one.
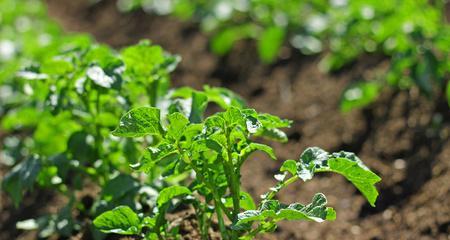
[214,199,229,240]
[224,130,240,239]
[264,175,299,200]
[148,80,159,107]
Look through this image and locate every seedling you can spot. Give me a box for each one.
[94,100,381,239]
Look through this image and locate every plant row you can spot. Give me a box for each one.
[114,0,450,110]
[0,1,380,239]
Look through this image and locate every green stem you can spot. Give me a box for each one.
[264,175,299,200]
[148,80,159,107]
[224,130,240,239]
[154,203,168,240]
[214,199,229,240]
[200,203,210,240]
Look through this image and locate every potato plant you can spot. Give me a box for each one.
[113,0,450,110]
[0,39,184,238]
[0,0,92,116]
[94,99,381,239]
[0,1,383,239]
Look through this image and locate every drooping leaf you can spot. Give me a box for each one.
[203,86,246,109]
[2,156,41,207]
[211,24,257,56]
[280,160,297,176]
[239,143,276,161]
[102,174,139,202]
[258,26,285,63]
[256,128,289,143]
[112,107,163,137]
[93,206,140,235]
[340,81,380,112]
[236,193,335,227]
[157,185,192,207]
[297,147,381,206]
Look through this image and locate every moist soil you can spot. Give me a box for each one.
[1,0,449,239]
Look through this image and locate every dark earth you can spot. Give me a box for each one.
[1,0,449,239]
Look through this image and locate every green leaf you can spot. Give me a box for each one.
[446,82,450,107]
[256,128,288,143]
[67,131,96,163]
[121,41,165,77]
[34,113,81,156]
[340,82,380,112]
[258,26,285,63]
[84,44,121,69]
[93,206,140,235]
[239,143,276,161]
[189,91,208,123]
[40,57,73,75]
[136,143,179,173]
[157,186,191,207]
[102,174,139,202]
[211,24,257,55]
[224,191,257,211]
[275,194,335,222]
[1,107,41,130]
[2,156,41,207]
[240,191,257,211]
[297,147,381,206]
[250,112,291,142]
[203,86,246,109]
[236,193,335,227]
[280,160,297,176]
[257,113,291,129]
[112,107,163,137]
[167,112,189,141]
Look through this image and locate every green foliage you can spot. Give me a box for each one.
[2,155,41,207]
[290,147,381,206]
[340,82,381,112]
[156,186,191,207]
[116,0,450,110]
[99,97,380,239]
[93,206,141,235]
[112,107,164,137]
[1,1,382,239]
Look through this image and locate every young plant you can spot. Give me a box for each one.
[94,97,381,239]
[0,39,181,238]
[113,0,450,110]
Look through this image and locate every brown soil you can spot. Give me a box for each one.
[1,0,449,239]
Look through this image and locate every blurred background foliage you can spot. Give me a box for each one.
[113,0,450,110]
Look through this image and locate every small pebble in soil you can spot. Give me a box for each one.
[350,225,361,235]
[382,209,393,220]
[393,159,406,170]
